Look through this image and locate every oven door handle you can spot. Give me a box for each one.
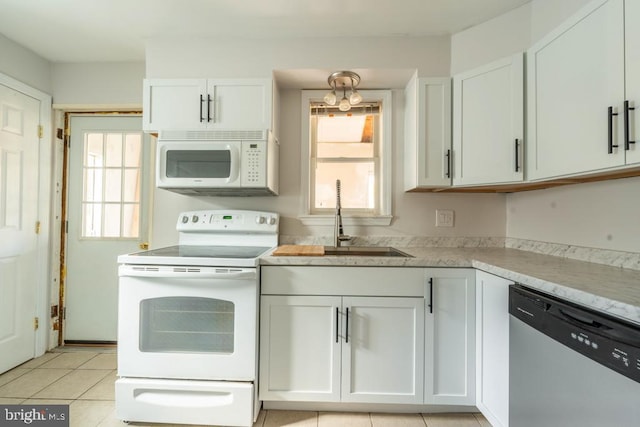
[119,269,256,280]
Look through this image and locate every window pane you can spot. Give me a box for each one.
[104,169,122,202]
[315,161,375,209]
[82,203,101,237]
[85,134,103,167]
[122,204,140,238]
[124,134,142,167]
[123,169,140,202]
[105,133,123,167]
[317,142,373,158]
[103,204,121,237]
[83,168,103,202]
[317,115,367,142]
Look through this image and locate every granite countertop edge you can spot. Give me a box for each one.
[260,247,640,326]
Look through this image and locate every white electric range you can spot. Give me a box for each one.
[115,210,278,427]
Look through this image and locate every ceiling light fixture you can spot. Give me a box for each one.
[323,71,362,111]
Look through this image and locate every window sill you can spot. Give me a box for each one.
[299,215,393,226]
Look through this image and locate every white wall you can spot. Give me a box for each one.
[450,2,531,74]
[146,35,507,246]
[507,177,640,253]
[51,62,145,107]
[452,0,639,253]
[0,33,51,93]
[529,0,592,43]
[146,36,451,79]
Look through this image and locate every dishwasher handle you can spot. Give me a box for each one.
[550,305,640,348]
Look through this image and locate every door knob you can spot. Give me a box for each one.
[139,242,149,250]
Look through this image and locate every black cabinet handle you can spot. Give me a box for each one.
[335,307,339,343]
[624,100,636,150]
[199,95,205,122]
[515,139,520,172]
[608,106,619,154]
[345,307,349,343]
[428,278,433,314]
[445,149,451,179]
[207,94,212,123]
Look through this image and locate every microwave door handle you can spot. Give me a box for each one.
[119,269,256,280]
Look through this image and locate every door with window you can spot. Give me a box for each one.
[65,115,150,342]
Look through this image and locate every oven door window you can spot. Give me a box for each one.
[166,150,231,178]
[139,296,234,353]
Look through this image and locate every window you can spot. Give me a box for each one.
[81,131,142,238]
[300,90,392,226]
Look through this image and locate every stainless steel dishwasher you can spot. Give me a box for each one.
[509,285,640,427]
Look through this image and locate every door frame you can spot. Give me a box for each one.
[0,72,52,358]
[59,111,145,345]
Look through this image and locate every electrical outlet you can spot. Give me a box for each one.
[436,209,454,227]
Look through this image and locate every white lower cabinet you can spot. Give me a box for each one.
[475,270,512,427]
[424,268,476,405]
[259,267,425,404]
[259,266,479,409]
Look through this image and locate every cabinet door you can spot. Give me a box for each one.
[143,79,208,132]
[341,297,424,404]
[527,0,625,179]
[404,76,452,190]
[208,79,271,130]
[476,271,512,427]
[452,53,524,186]
[259,295,341,402]
[425,268,476,405]
[625,0,640,165]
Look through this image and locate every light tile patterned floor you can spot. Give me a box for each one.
[0,350,491,427]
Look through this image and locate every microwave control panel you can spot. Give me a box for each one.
[241,141,266,186]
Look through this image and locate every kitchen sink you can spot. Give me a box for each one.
[323,246,413,257]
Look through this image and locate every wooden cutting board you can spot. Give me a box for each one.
[272,245,325,256]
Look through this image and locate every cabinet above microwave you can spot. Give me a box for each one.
[143,78,275,134]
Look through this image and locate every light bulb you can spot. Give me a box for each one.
[349,90,362,105]
[323,90,337,105]
[338,96,351,112]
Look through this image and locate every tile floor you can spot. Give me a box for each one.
[0,349,491,427]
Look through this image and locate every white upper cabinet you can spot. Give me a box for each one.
[143,78,273,133]
[625,0,640,165]
[452,53,524,186]
[526,0,633,179]
[404,75,452,190]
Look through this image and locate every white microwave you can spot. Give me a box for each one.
[156,130,279,196]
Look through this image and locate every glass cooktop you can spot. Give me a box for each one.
[130,245,272,259]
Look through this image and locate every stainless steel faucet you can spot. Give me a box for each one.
[334,179,352,247]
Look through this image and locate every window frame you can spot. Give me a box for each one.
[80,130,143,240]
[299,90,392,226]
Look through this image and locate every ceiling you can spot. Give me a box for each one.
[0,0,530,63]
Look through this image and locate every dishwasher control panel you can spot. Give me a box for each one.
[509,285,640,384]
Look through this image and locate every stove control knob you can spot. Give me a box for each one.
[192,215,199,223]
[256,216,266,224]
[181,216,189,224]
[268,216,277,225]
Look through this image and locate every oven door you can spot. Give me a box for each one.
[117,265,257,381]
[156,140,241,188]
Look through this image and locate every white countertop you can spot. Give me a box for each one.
[261,247,640,326]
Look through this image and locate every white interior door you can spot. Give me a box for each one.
[65,115,151,342]
[0,83,40,373]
